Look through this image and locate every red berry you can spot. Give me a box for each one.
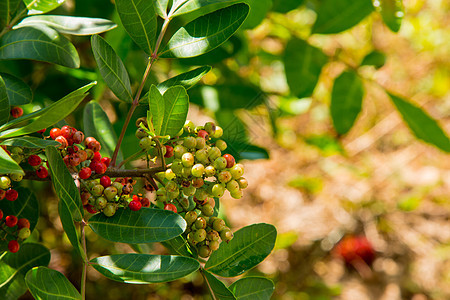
[92,151,101,162]
[36,166,49,179]
[28,155,42,166]
[223,154,235,168]
[88,141,101,152]
[79,167,92,180]
[10,107,23,118]
[128,200,142,211]
[37,128,46,134]
[93,162,107,174]
[0,189,6,200]
[17,218,30,229]
[100,176,111,188]
[197,130,209,139]
[61,125,74,139]
[5,215,18,227]
[164,145,174,158]
[101,157,111,167]
[164,203,177,213]
[72,131,85,144]
[84,137,96,146]
[0,209,3,219]
[8,240,20,253]
[55,136,68,149]
[85,204,97,214]
[5,189,18,201]
[69,153,82,167]
[140,197,150,207]
[334,235,375,266]
[50,128,61,139]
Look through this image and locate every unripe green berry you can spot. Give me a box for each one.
[183,136,196,149]
[103,204,116,217]
[230,189,243,199]
[156,195,167,203]
[226,180,240,193]
[208,147,221,161]
[171,159,183,174]
[181,167,192,178]
[218,171,232,183]
[182,152,194,167]
[183,185,196,196]
[191,164,205,177]
[112,182,123,194]
[165,169,176,180]
[237,177,248,189]
[18,227,31,239]
[168,190,179,199]
[195,149,209,164]
[209,240,220,251]
[166,181,178,193]
[212,219,226,232]
[11,147,23,155]
[198,245,211,258]
[230,165,244,179]
[0,176,11,189]
[193,229,206,242]
[195,137,206,149]
[206,230,220,241]
[91,184,104,197]
[179,197,190,210]
[139,136,153,150]
[212,184,225,198]
[104,186,118,201]
[213,157,227,170]
[174,145,187,159]
[135,128,147,139]
[195,217,207,229]
[184,120,195,131]
[86,180,97,190]
[201,204,214,217]
[96,196,107,209]
[184,211,198,225]
[156,187,166,196]
[9,172,23,182]
[205,165,216,177]
[156,172,165,182]
[220,228,233,242]
[212,126,223,138]
[12,154,23,163]
[204,122,216,135]
[215,140,227,151]
[194,188,208,201]
[88,195,96,206]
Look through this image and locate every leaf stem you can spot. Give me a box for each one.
[200,269,218,300]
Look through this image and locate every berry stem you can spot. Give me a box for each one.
[153,138,167,171]
[116,149,146,169]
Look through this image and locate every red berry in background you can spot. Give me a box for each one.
[197,130,209,139]
[50,128,61,139]
[61,125,74,139]
[55,136,68,149]
[37,128,46,134]
[128,200,142,211]
[334,235,375,266]
[0,209,3,219]
[164,203,177,213]
[85,204,97,214]
[92,151,101,162]
[5,215,18,227]
[17,218,30,229]
[36,166,49,179]
[0,190,5,200]
[10,107,23,118]
[28,155,42,166]
[100,176,111,188]
[101,157,111,167]
[72,131,85,144]
[140,197,150,207]
[79,167,92,180]
[8,240,20,253]
[164,145,174,158]
[5,189,18,201]
[93,162,107,174]
[223,154,235,168]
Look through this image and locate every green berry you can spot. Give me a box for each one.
[204,122,216,135]
[156,195,167,203]
[88,195,96,206]
[11,147,23,155]
[209,240,220,251]
[237,177,248,189]
[181,167,192,178]
[213,219,226,232]
[195,217,207,229]
[191,164,205,177]
[168,190,179,199]
[220,228,233,242]
[156,172,165,182]
[183,185,196,196]
[218,171,232,183]
[104,186,118,201]
[184,120,195,131]
[195,149,209,164]
[193,229,206,242]
[18,227,31,239]
[212,126,223,138]
[212,184,225,198]
[165,169,176,180]
[112,182,123,194]
[139,136,153,150]
[194,188,208,201]
[205,165,216,177]
[213,157,227,170]
[230,165,244,179]
[215,140,227,151]
[195,137,206,149]
[103,204,116,217]
[0,176,11,189]
[208,147,221,161]
[135,128,147,139]
[185,211,198,225]
[96,196,107,209]
[183,136,196,149]
[198,245,211,258]
[201,204,214,217]
[174,145,187,159]
[9,172,23,182]
[156,187,166,196]
[206,230,220,241]
[182,152,194,167]
[226,180,240,193]
[91,184,104,197]
[166,181,178,192]
[171,159,183,174]
[230,189,243,199]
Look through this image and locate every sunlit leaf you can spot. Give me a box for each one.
[0,145,23,175]
[229,277,275,300]
[160,86,189,137]
[26,267,81,300]
[154,0,169,17]
[147,85,164,135]
[158,66,211,94]
[377,0,403,33]
[24,0,65,15]
[0,136,59,148]
[170,0,235,17]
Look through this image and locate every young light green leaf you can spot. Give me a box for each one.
[0,82,96,138]
[0,0,21,26]
[312,0,374,34]
[148,85,164,135]
[89,208,186,244]
[202,269,236,300]
[377,0,403,33]
[0,146,23,175]
[0,73,33,105]
[160,3,249,58]
[0,244,50,299]
[83,101,123,161]
[389,93,450,152]
[205,223,277,277]
[14,15,117,35]
[91,35,133,102]
[283,38,328,98]
[0,136,59,148]
[0,26,80,68]
[24,0,66,15]
[26,267,81,300]
[154,0,169,18]
[0,75,9,126]
[330,71,364,135]
[361,50,386,69]
[170,0,235,17]
[90,254,200,283]
[157,66,211,94]
[229,277,275,300]
[116,0,157,55]
[160,86,189,137]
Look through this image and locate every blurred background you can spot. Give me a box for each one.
[5,0,449,299]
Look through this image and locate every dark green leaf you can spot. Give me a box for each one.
[389,93,450,152]
[361,50,386,69]
[0,75,9,126]
[377,0,403,32]
[229,277,275,300]
[240,0,272,30]
[0,73,32,105]
[147,85,164,135]
[205,223,277,277]
[330,71,364,135]
[202,269,236,300]
[0,0,21,26]
[160,3,249,58]
[158,66,211,94]
[83,101,122,161]
[312,0,374,34]
[170,0,236,17]
[14,15,117,35]
[272,0,304,13]
[0,136,59,148]
[0,146,23,174]
[58,200,86,260]
[0,244,50,300]
[88,208,187,244]
[26,267,81,300]
[116,0,157,55]
[283,38,328,98]
[91,35,132,102]
[224,140,269,161]
[23,0,66,15]
[0,26,79,68]
[90,254,200,283]
[160,86,189,137]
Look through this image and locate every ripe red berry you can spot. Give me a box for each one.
[50,128,61,139]
[334,235,375,266]
[10,107,23,118]
[100,176,111,188]
[36,166,49,179]
[93,162,107,174]
[197,130,209,139]
[37,128,46,134]
[28,155,42,166]
[55,135,68,149]
[0,209,3,219]
[164,203,177,213]
[92,151,101,162]
[84,137,96,146]
[129,200,142,211]
[0,190,5,200]
[17,218,30,229]
[85,204,97,214]
[101,157,111,167]
[79,167,92,180]
[164,145,174,158]
[5,215,18,227]
[140,197,150,207]
[223,154,235,168]
[8,240,20,253]
[61,125,74,139]
[5,189,18,201]
[72,131,85,144]
[88,141,101,152]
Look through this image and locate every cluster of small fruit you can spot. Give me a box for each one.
[0,209,31,253]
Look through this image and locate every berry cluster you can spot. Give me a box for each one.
[0,209,31,253]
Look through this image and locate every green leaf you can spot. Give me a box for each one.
[229,277,275,300]
[116,0,157,55]
[26,267,81,300]
[58,200,86,260]
[223,139,269,161]
[24,0,65,15]
[0,0,21,26]
[88,208,187,244]
[202,269,236,300]
[377,0,403,33]
[170,0,235,17]
[330,71,364,135]
[83,101,122,161]
[389,93,450,152]
[0,146,23,175]
[205,223,277,277]
[0,82,96,138]
[240,0,272,30]
[0,73,32,105]
[283,38,328,98]
[14,15,117,35]
[91,35,132,103]
[0,26,79,68]
[0,136,59,148]
[161,235,197,257]
[147,85,164,135]
[0,75,9,126]
[154,0,169,17]
[90,254,200,283]
[160,3,249,58]
[0,244,50,300]
[160,86,189,137]
[361,50,386,69]
[272,0,304,13]
[312,0,374,34]
[158,66,211,94]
